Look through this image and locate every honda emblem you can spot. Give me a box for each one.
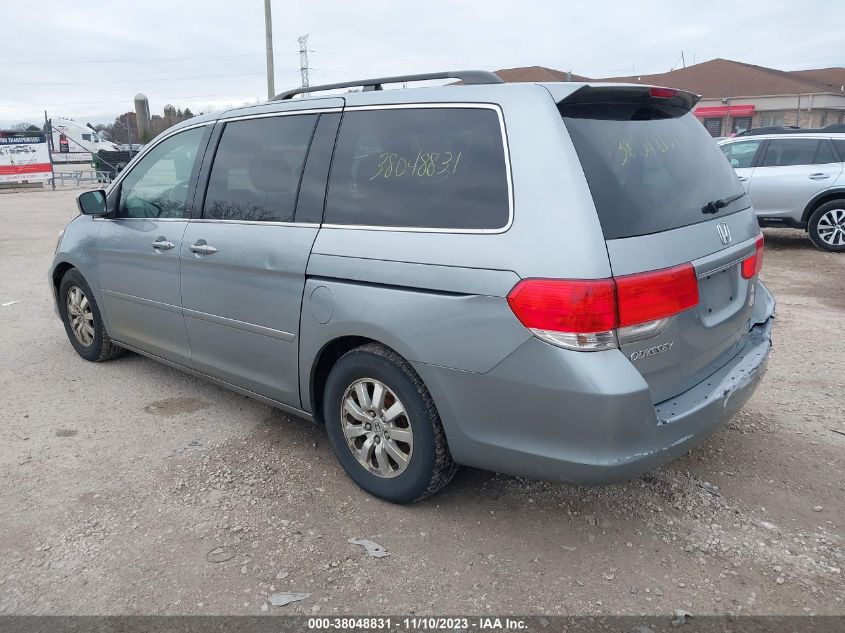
[716,222,732,245]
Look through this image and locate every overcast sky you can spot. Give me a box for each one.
[1,0,843,126]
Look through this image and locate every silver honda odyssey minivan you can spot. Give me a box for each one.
[51,71,775,503]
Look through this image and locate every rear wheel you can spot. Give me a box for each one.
[58,269,125,362]
[323,343,457,503]
[808,201,845,252]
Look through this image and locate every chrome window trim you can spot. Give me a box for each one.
[322,102,514,235]
[220,107,342,123]
[108,121,213,193]
[188,218,320,228]
[199,109,334,227]
[94,217,187,222]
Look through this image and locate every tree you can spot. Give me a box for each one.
[182,108,194,119]
[103,112,137,145]
[25,125,41,132]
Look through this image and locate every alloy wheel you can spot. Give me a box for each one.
[340,378,414,478]
[67,286,95,347]
[816,208,845,247]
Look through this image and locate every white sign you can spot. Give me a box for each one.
[0,135,51,183]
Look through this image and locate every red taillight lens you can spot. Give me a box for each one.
[616,263,699,327]
[507,278,617,333]
[507,263,700,339]
[741,234,764,279]
[649,86,677,99]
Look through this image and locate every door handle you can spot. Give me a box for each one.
[189,240,218,255]
[809,173,831,180]
[151,237,175,250]
[738,176,749,182]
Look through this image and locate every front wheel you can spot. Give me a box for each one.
[808,201,845,252]
[58,269,125,362]
[323,343,457,503]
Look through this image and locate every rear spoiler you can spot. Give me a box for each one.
[559,84,700,112]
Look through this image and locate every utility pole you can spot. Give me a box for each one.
[45,110,55,191]
[264,0,275,99]
[298,34,310,96]
[681,51,686,68]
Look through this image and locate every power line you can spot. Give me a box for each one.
[2,52,266,65]
[306,49,500,70]
[0,92,263,108]
[4,71,299,87]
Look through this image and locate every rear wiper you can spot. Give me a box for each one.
[701,192,745,215]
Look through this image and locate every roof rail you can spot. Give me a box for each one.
[271,70,503,101]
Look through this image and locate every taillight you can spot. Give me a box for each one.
[507,263,699,351]
[741,234,764,279]
[506,279,617,332]
[616,263,699,327]
[649,86,677,99]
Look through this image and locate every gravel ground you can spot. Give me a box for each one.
[0,189,842,616]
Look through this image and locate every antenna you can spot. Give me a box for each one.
[298,34,310,97]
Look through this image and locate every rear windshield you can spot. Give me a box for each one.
[560,102,748,239]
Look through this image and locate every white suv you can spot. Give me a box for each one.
[719,133,845,251]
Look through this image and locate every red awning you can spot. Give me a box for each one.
[694,105,755,118]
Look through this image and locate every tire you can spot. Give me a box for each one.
[323,343,457,503]
[807,200,845,252]
[58,269,125,362]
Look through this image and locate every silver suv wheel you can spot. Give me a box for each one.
[816,208,845,247]
[66,286,95,347]
[340,378,414,478]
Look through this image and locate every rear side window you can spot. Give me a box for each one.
[814,140,837,165]
[561,103,747,239]
[204,114,317,222]
[720,140,761,168]
[325,107,510,230]
[834,139,845,162]
[760,139,819,167]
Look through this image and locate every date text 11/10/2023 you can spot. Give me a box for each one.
[306,616,529,630]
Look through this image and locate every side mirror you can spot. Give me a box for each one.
[77,189,107,215]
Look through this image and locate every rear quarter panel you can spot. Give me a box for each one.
[298,256,528,411]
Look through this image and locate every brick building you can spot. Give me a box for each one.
[494,58,845,136]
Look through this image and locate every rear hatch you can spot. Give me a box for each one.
[558,85,762,403]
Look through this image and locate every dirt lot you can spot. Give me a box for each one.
[0,188,842,617]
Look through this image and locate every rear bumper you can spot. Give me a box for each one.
[414,283,775,485]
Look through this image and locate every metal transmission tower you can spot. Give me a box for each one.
[298,34,310,96]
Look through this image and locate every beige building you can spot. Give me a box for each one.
[494,58,845,136]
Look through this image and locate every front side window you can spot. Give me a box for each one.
[760,139,820,167]
[720,140,762,168]
[118,126,206,219]
[203,114,317,222]
[324,108,510,230]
